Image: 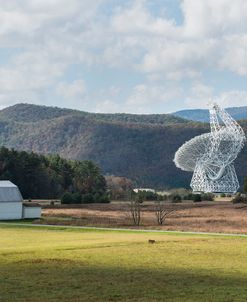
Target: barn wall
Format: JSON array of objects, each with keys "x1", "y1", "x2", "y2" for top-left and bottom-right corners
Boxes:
[
  {"x1": 23, "y1": 206, "x2": 41, "y2": 219},
  {"x1": 0, "y1": 202, "x2": 22, "y2": 220}
]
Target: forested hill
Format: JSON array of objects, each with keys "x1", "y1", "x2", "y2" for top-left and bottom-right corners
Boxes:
[
  {"x1": 0, "y1": 103, "x2": 186, "y2": 125},
  {"x1": 0, "y1": 103, "x2": 246, "y2": 189},
  {"x1": 173, "y1": 106, "x2": 247, "y2": 122}
]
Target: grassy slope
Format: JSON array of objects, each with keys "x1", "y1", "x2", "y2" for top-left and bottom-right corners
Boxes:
[{"x1": 1, "y1": 225, "x2": 247, "y2": 301}]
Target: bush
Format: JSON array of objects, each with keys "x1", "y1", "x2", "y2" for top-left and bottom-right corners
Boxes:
[
  {"x1": 93, "y1": 192, "x2": 110, "y2": 203},
  {"x1": 61, "y1": 192, "x2": 83, "y2": 204},
  {"x1": 157, "y1": 194, "x2": 167, "y2": 201},
  {"x1": 183, "y1": 193, "x2": 194, "y2": 201},
  {"x1": 171, "y1": 194, "x2": 182, "y2": 203},
  {"x1": 145, "y1": 191, "x2": 158, "y2": 201},
  {"x1": 98, "y1": 194, "x2": 110, "y2": 203},
  {"x1": 193, "y1": 194, "x2": 202, "y2": 202},
  {"x1": 81, "y1": 193, "x2": 94, "y2": 203},
  {"x1": 133, "y1": 191, "x2": 156, "y2": 201},
  {"x1": 201, "y1": 193, "x2": 214, "y2": 201},
  {"x1": 61, "y1": 192, "x2": 74, "y2": 204},
  {"x1": 232, "y1": 193, "x2": 247, "y2": 204},
  {"x1": 93, "y1": 192, "x2": 101, "y2": 202},
  {"x1": 73, "y1": 192, "x2": 82, "y2": 204}
]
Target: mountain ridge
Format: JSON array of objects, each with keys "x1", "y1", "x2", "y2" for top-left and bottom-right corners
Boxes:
[
  {"x1": 0, "y1": 103, "x2": 246, "y2": 189},
  {"x1": 173, "y1": 106, "x2": 247, "y2": 122},
  {"x1": 1, "y1": 103, "x2": 188, "y2": 125}
]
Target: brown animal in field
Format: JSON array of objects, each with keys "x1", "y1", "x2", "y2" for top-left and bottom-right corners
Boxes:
[{"x1": 148, "y1": 239, "x2": 156, "y2": 244}]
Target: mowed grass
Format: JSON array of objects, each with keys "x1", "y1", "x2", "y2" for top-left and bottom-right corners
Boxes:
[{"x1": 1, "y1": 226, "x2": 247, "y2": 301}]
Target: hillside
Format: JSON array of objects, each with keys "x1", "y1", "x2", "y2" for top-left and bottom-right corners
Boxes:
[
  {"x1": 1, "y1": 103, "x2": 186, "y2": 125},
  {"x1": 173, "y1": 106, "x2": 247, "y2": 122},
  {"x1": 0, "y1": 103, "x2": 246, "y2": 189}
]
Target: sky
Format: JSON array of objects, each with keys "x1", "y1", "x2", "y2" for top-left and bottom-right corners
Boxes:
[{"x1": 0, "y1": 0, "x2": 247, "y2": 113}]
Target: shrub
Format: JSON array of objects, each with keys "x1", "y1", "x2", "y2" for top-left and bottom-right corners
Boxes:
[
  {"x1": 81, "y1": 193, "x2": 94, "y2": 203},
  {"x1": 73, "y1": 192, "x2": 82, "y2": 204},
  {"x1": 144, "y1": 191, "x2": 158, "y2": 201},
  {"x1": 232, "y1": 193, "x2": 246, "y2": 204},
  {"x1": 171, "y1": 194, "x2": 182, "y2": 203},
  {"x1": 61, "y1": 192, "x2": 74, "y2": 204},
  {"x1": 157, "y1": 194, "x2": 167, "y2": 201},
  {"x1": 183, "y1": 193, "x2": 194, "y2": 201},
  {"x1": 201, "y1": 193, "x2": 214, "y2": 201},
  {"x1": 98, "y1": 194, "x2": 110, "y2": 203},
  {"x1": 183, "y1": 192, "x2": 213, "y2": 202},
  {"x1": 193, "y1": 194, "x2": 202, "y2": 202},
  {"x1": 93, "y1": 192, "x2": 101, "y2": 202}
]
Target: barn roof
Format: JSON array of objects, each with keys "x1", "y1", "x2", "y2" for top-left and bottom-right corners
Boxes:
[{"x1": 0, "y1": 181, "x2": 23, "y2": 202}]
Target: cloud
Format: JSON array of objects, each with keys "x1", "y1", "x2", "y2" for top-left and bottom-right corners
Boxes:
[
  {"x1": 0, "y1": 0, "x2": 246, "y2": 112},
  {"x1": 93, "y1": 83, "x2": 182, "y2": 114},
  {"x1": 140, "y1": 39, "x2": 217, "y2": 76},
  {"x1": 95, "y1": 99, "x2": 120, "y2": 113},
  {"x1": 56, "y1": 80, "x2": 86, "y2": 99},
  {"x1": 182, "y1": 0, "x2": 247, "y2": 37},
  {"x1": 126, "y1": 83, "x2": 181, "y2": 113},
  {"x1": 185, "y1": 82, "x2": 247, "y2": 109},
  {"x1": 111, "y1": 0, "x2": 176, "y2": 36},
  {"x1": 215, "y1": 90, "x2": 247, "y2": 108},
  {"x1": 185, "y1": 82, "x2": 214, "y2": 108},
  {"x1": 219, "y1": 34, "x2": 247, "y2": 75},
  {"x1": 108, "y1": 0, "x2": 247, "y2": 80},
  {"x1": 0, "y1": 0, "x2": 101, "y2": 37}
]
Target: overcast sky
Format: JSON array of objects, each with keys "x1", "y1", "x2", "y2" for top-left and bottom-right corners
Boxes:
[{"x1": 0, "y1": 0, "x2": 247, "y2": 113}]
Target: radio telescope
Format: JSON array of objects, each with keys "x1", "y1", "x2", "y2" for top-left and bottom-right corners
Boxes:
[{"x1": 174, "y1": 103, "x2": 246, "y2": 193}]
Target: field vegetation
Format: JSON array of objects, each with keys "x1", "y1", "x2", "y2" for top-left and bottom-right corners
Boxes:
[
  {"x1": 42, "y1": 201, "x2": 247, "y2": 234},
  {"x1": 1, "y1": 225, "x2": 247, "y2": 301}
]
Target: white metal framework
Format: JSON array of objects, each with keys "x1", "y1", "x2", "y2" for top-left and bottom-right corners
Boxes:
[{"x1": 174, "y1": 103, "x2": 246, "y2": 193}]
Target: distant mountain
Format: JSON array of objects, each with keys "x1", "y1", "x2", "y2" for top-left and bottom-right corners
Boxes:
[
  {"x1": 0, "y1": 103, "x2": 246, "y2": 189},
  {"x1": 0, "y1": 103, "x2": 186, "y2": 125},
  {"x1": 173, "y1": 106, "x2": 247, "y2": 122}
]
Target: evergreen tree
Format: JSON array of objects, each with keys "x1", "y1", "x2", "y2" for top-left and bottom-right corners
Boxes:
[{"x1": 0, "y1": 147, "x2": 107, "y2": 201}]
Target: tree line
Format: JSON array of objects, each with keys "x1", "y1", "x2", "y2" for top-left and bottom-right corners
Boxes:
[{"x1": 0, "y1": 147, "x2": 108, "y2": 201}]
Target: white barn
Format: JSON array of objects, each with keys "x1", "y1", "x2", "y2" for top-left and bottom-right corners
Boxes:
[
  {"x1": 0, "y1": 181, "x2": 41, "y2": 220},
  {"x1": 0, "y1": 181, "x2": 23, "y2": 220}
]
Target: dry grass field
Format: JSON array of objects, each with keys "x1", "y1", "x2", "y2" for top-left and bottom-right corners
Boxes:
[{"x1": 41, "y1": 201, "x2": 247, "y2": 234}]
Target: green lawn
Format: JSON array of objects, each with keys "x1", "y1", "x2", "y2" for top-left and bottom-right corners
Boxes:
[{"x1": 1, "y1": 225, "x2": 247, "y2": 301}]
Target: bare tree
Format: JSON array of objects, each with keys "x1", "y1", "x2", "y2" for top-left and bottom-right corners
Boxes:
[
  {"x1": 105, "y1": 175, "x2": 133, "y2": 200},
  {"x1": 155, "y1": 201, "x2": 176, "y2": 225},
  {"x1": 129, "y1": 192, "x2": 144, "y2": 226}
]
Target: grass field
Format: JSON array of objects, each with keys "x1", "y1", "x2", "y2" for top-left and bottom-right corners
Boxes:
[
  {"x1": 1, "y1": 225, "x2": 247, "y2": 301},
  {"x1": 42, "y1": 201, "x2": 247, "y2": 234}
]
